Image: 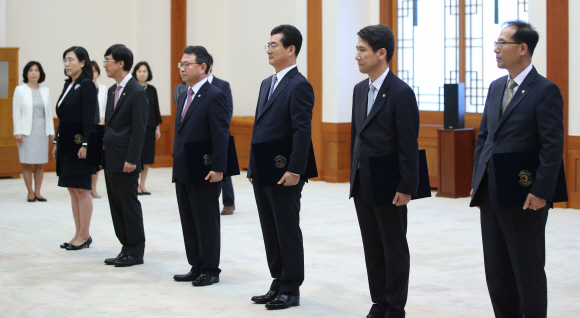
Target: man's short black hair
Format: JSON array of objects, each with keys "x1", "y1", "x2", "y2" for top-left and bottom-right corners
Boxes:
[
  {"x1": 132, "y1": 61, "x2": 153, "y2": 82},
  {"x1": 503, "y1": 20, "x2": 539, "y2": 56},
  {"x1": 357, "y1": 24, "x2": 395, "y2": 63},
  {"x1": 183, "y1": 46, "x2": 211, "y2": 75},
  {"x1": 104, "y1": 44, "x2": 134, "y2": 71},
  {"x1": 22, "y1": 61, "x2": 46, "y2": 84},
  {"x1": 63, "y1": 46, "x2": 94, "y2": 83},
  {"x1": 208, "y1": 54, "x2": 214, "y2": 72},
  {"x1": 271, "y1": 24, "x2": 303, "y2": 57}
]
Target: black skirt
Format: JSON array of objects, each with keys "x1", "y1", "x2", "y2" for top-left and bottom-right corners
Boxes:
[
  {"x1": 142, "y1": 127, "x2": 156, "y2": 164},
  {"x1": 58, "y1": 174, "x2": 92, "y2": 190}
]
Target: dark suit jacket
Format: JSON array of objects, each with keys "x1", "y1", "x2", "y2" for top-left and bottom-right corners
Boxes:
[
  {"x1": 145, "y1": 84, "x2": 162, "y2": 128},
  {"x1": 471, "y1": 66, "x2": 564, "y2": 207},
  {"x1": 55, "y1": 77, "x2": 98, "y2": 176},
  {"x1": 103, "y1": 77, "x2": 149, "y2": 173},
  {"x1": 350, "y1": 71, "x2": 420, "y2": 198},
  {"x1": 247, "y1": 67, "x2": 315, "y2": 180},
  {"x1": 172, "y1": 81, "x2": 230, "y2": 184},
  {"x1": 211, "y1": 76, "x2": 233, "y2": 120}
]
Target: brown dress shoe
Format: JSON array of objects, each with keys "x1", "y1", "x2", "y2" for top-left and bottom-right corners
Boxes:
[{"x1": 221, "y1": 205, "x2": 235, "y2": 215}]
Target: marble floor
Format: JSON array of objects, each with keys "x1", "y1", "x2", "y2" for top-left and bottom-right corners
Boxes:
[{"x1": 0, "y1": 168, "x2": 579, "y2": 318}]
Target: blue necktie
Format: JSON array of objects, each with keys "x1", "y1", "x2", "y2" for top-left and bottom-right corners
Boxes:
[
  {"x1": 367, "y1": 84, "x2": 376, "y2": 115},
  {"x1": 268, "y1": 75, "x2": 278, "y2": 100}
]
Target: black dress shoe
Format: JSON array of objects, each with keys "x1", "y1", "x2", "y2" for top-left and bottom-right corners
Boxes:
[
  {"x1": 251, "y1": 290, "x2": 278, "y2": 304},
  {"x1": 265, "y1": 293, "x2": 300, "y2": 310},
  {"x1": 104, "y1": 252, "x2": 126, "y2": 265},
  {"x1": 192, "y1": 274, "x2": 219, "y2": 286},
  {"x1": 35, "y1": 196, "x2": 47, "y2": 202},
  {"x1": 66, "y1": 237, "x2": 92, "y2": 250},
  {"x1": 60, "y1": 242, "x2": 70, "y2": 249},
  {"x1": 173, "y1": 270, "x2": 199, "y2": 282},
  {"x1": 27, "y1": 197, "x2": 36, "y2": 202},
  {"x1": 114, "y1": 255, "x2": 144, "y2": 267}
]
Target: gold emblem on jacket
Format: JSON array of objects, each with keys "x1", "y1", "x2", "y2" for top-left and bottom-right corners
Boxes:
[
  {"x1": 73, "y1": 134, "x2": 83, "y2": 145},
  {"x1": 519, "y1": 170, "x2": 533, "y2": 186},
  {"x1": 274, "y1": 155, "x2": 287, "y2": 169},
  {"x1": 203, "y1": 154, "x2": 213, "y2": 166}
]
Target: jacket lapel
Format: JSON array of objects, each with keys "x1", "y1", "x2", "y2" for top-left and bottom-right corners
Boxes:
[
  {"x1": 360, "y1": 71, "x2": 393, "y2": 132},
  {"x1": 110, "y1": 78, "x2": 134, "y2": 119},
  {"x1": 257, "y1": 67, "x2": 298, "y2": 119},
  {"x1": 58, "y1": 81, "x2": 76, "y2": 108},
  {"x1": 256, "y1": 77, "x2": 271, "y2": 120},
  {"x1": 179, "y1": 81, "x2": 209, "y2": 130},
  {"x1": 496, "y1": 67, "x2": 537, "y2": 131}
]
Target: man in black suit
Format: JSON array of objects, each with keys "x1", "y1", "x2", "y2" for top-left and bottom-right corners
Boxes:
[
  {"x1": 350, "y1": 24, "x2": 419, "y2": 318},
  {"x1": 102, "y1": 44, "x2": 149, "y2": 267},
  {"x1": 171, "y1": 46, "x2": 230, "y2": 287},
  {"x1": 471, "y1": 21, "x2": 564, "y2": 318},
  {"x1": 206, "y1": 55, "x2": 236, "y2": 215},
  {"x1": 248, "y1": 24, "x2": 315, "y2": 310}
]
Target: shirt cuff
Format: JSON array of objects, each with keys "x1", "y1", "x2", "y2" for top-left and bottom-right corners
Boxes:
[{"x1": 289, "y1": 172, "x2": 299, "y2": 176}]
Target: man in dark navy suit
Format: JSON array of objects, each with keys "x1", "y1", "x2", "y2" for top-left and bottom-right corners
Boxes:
[
  {"x1": 206, "y1": 55, "x2": 236, "y2": 215},
  {"x1": 471, "y1": 21, "x2": 564, "y2": 318},
  {"x1": 350, "y1": 24, "x2": 419, "y2": 318},
  {"x1": 102, "y1": 44, "x2": 149, "y2": 267},
  {"x1": 248, "y1": 24, "x2": 315, "y2": 310},
  {"x1": 171, "y1": 46, "x2": 230, "y2": 287}
]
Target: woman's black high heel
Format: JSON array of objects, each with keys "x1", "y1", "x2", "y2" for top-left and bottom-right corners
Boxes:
[
  {"x1": 66, "y1": 237, "x2": 92, "y2": 250},
  {"x1": 60, "y1": 242, "x2": 70, "y2": 248}
]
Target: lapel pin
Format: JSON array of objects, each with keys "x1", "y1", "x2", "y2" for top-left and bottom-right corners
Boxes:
[
  {"x1": 123, "y1": 93, "x2": 125, "y2": 96},
  {"x1": 522, "y1": 90, "x2": 525, "y2": 94},
  {"x1": 198, "y1": 94, "x2": 201, "y2": 97},
  {"x1": 382, "y1": 94, "x2": 386, "y2": 98}
]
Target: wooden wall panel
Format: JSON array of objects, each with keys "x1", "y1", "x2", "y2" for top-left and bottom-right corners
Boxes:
[
  {"x1": 321, "y1": 123, "x2": 350, "y2": 182},
  {"x1": 307, "y1": 0, "x2": 323, "y2": 180},
  {"x1": 229, "y1": 117, "x2": 254, "y2": 170},
  {"x1": 0, "y1": 48, "x2": 21, "y2": 178},
  {"x1": 567, "y1": 136, "x2": 580, "y2": 208}
]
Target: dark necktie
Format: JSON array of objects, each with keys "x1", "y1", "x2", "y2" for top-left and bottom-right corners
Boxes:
[{"x1": 181, "y1": 88, "x2": 194, "y2": 122}]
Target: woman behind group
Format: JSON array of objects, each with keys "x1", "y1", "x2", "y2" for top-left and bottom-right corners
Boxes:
[
  {"x1": 89, "y1": 60, "x2": 108, "y2": 198},
  {"x1": 132, "y1": 61, "x2": 162, "y2": 195},
  {"x1": 12, "y1": 61, "x2": 55, "y2": 202},
  {"x1": 53, "y1": 46, "x2": 98, "y2": 250}
]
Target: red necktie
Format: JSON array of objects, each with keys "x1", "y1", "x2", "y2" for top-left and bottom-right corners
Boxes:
[{"x1": 181, "y1": 88, "x2": 194, "y2": 122}]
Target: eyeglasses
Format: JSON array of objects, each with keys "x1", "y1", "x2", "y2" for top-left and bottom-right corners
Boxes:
[
  {"x1": 493, "y1": 41, "x2": 522, "y2": 49},
  {"x1": 178, "y1": 62, "x2": 201, "y2": 69},
  {"x1": 264, "y1": 44, "x2": 279, "y2": 51},
  {"x1": 103, "y1": 59, "x2": 116, "y2": 65},
  {"x1": 62, "y1": 58, "x2": 78, "y2": 65}
]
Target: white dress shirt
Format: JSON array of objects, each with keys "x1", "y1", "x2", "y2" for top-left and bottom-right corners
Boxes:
[
  {"x1": 368, "y1": 67, "x2": 390, "y2": 103},
  {"x1": 503, "y1": 63, "x2": 533, "y2": 102},
  {"x1": 271, "y1": 64, "x2": 297, "y2": 92},
  {"x1": 181, "y1": 78, "x2": 208, "y2": 118}
]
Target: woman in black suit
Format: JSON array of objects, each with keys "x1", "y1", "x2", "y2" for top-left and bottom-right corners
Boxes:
[
  {"x1": 132, "y1": 61, "x2": 162, "y2": 195},
  {"x1": 52, "y1": 46, "x2": 98, "y2": 250}
]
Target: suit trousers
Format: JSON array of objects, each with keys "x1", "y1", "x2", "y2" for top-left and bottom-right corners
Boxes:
[
  {"x1": 104, "y1": 169, "x2": 145, "y2": 257},
  {"x1": 479, "y1": 173, "x2": 548, "y2": 318},
  {"x1": 220, "y1": 176, "x2": 235, "y2": 206},
  {"x1": 175, "y1": 180, "x2": 221, "y2": 276},
  {"x1": 253, "y1": 180, "x2": 305, "y2": 296},
  {"x1": 353, "y1": 171, "x2": 409, "y2": 318}
]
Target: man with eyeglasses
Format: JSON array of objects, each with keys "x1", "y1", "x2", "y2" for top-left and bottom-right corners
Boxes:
[
  {"x1": 171, "y1": 46, "x2": 230, "y2": 287},
  {"x1": 101, "y1": 44, "x2": 149, "y2": 267},
  {"x1": 470, "y1": 21, "x2": 564, "y2": 317},
  {"x1": 248, "y1": 24, "x2": 315, "y2": 310}
]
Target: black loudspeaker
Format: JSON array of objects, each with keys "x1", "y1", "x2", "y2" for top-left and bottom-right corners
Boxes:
[{"x1": 444, "y1": 83, "x2": 465, "y2": 129}]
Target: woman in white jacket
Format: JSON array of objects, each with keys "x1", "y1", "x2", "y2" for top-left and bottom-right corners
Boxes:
[{"x1": 12, "y1": 61, "x2": 55, "y2": 202}]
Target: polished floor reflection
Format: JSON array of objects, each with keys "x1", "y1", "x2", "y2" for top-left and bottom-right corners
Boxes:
[{"x1": 1, "y1": 168, "x2": 578, "y2": 317}]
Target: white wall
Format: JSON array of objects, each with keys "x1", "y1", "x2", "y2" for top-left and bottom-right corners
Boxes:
[
  {"x1": 528, "y1": 0, "x2": 547, "y2": 78},
  {"x1": 187, "y1": 0, "x2": 308, "y2": 117},
  {"x1": 322, "y1": 0, "x2": 380, "y2": 123},
  {"x1": 569, "y1": 0, "x2": 580, "y2": 136},
  {"x1": 0, "y1": 0, "x2": 6, "y2": 47},
  {"x1": 5, "y1": 0, "x2": 171, "y2": 116}
]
